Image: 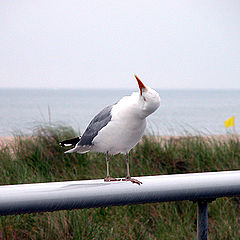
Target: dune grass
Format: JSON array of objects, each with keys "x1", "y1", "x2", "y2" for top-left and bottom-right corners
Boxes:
[{"x1": 0, "y1": 124, "x2": 239, "y2": 239}]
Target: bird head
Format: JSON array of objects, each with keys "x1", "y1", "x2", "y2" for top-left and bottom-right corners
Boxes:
[{"x1": 135, "y1": 75, "x2": 160, "y2": 117}]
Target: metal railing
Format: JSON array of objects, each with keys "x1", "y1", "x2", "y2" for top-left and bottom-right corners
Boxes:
[{"x1": 0, "y1": 170, "x2": 240, "y2": 240}]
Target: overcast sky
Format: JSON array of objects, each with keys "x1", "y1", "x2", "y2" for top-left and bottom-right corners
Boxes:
[{"x1": 0, "y1": 1, "x2": 239, "y2": 89}]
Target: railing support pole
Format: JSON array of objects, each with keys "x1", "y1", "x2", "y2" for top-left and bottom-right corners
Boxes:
[{"x1": 197, "y1": 200, "x2": 208, "y2": 240}]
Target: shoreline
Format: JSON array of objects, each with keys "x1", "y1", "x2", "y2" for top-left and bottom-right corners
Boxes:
[{"x1": 1, "y1": 134, "x2": 239, "y2": 148}]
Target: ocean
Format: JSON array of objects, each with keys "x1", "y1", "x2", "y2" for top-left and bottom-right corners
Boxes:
[{"x1": 0, "y1": 89, "x2": 239, "y2": 136}]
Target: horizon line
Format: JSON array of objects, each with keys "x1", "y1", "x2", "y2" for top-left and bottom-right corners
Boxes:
[
  {"x1": 0, "y1": 87, "x2": 240, "y2": 91},
  {"x1": 0, "y1": 87, "x2": 240, "y2": 90}
]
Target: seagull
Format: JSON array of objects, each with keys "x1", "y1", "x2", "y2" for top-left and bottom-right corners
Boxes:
[{"x1": 60, "y1": 75, "x2": 160, "y2": 185}]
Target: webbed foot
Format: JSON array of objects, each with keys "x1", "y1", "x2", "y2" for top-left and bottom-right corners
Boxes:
[
  {"x1": 122, "y1": 177, "x2": 142, "y2": 185},
  {"x1": 104, "y1": 176, "x2": 121, "y2": 182}
]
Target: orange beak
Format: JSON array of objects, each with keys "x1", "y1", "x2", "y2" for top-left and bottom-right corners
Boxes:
[{"x1": 135, "y1": 75, "x2": 146, "y2": 95}]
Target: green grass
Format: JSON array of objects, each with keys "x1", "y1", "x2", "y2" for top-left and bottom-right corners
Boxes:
[{"x1": 0, "y1": 124, "x2": 239, "y2": 239}]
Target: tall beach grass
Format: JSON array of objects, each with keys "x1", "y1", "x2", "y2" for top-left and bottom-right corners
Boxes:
[{"x1": 0, "y1": 124, "x2": 239, "y2": 239}]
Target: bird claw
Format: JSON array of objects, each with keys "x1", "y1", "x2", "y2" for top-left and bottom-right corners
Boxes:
[
  {"x1": 104, "y1": 176, "x2": 121, "y2": 182},
  {"x1": 122, "y1": 177, "x2": 142, "y2": 185}
]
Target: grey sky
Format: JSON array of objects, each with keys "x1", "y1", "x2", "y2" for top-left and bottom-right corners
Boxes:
[{"x1": 0, "y1": 1, "x2": 239, "y2": 89}]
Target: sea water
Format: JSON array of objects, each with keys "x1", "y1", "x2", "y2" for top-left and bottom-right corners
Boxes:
[{"x1": 0, "y1": 89, "x2": 239, "y2": 136}]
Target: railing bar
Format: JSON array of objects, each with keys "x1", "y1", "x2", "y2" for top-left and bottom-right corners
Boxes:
[{"x1": 0, "y1": 170, "x2": 239, "y2": 216}]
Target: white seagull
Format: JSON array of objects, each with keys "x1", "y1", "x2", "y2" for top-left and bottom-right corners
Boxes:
[{"x1": 60, "y1": 75, "x2": 160, "y2": 184}]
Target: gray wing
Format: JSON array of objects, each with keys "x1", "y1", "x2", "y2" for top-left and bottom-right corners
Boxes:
[{"x1": 77, "y1": 105, "x2": 113, "y2": 146}]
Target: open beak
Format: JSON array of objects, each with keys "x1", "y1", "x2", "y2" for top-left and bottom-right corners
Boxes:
[{"x1": 135, "y1": 75, "x2": 146, "y2": 95}]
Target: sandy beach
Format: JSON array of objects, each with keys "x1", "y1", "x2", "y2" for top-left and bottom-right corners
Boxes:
[
  {"x1": 0, "y1": 134, "x2": 239, "y2": 149},
  {"x1": 0, "y1": 136, "x2": 15, "y2": 148}
]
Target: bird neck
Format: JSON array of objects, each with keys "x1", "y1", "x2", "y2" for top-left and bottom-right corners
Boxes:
[{"x1": 137, "y1": 94, "x2": 160, "y2": 119}]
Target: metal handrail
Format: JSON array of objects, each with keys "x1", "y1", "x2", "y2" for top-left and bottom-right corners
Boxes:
[{"x1": 0, "y1": 170, "x2": 240, "y2": 239}]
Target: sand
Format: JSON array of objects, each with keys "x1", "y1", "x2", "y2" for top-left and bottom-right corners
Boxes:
[
  {"x1": 0, "y1": 136, "x2": 15, "y2": 148},
  {"x1": 0, "y1": 134, "x2": 239, "y2": 150}
]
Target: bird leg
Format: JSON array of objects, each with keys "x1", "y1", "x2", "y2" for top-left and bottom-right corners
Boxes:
[
  {"x1": 122, "y1": 153, "x2": 142, "y2": 185},
  {"x1": 104, "y1": 152, "x2": 120, "y2": 182}
]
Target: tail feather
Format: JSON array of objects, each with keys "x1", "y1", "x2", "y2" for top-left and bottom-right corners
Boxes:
[
  {"x1": 59, "y1": 136, "x2": 80, "y2": 147},
  {"x1": 60, "y1": 136, "x2": 91, "y2": 154},
  {"x1": 64, "y1": 146, "x2": 91, "y2": 154}
]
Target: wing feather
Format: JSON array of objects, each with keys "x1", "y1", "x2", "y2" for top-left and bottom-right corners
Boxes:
[{"x1": 77, "y1": 105, "x2": 113, "y2": 146}]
